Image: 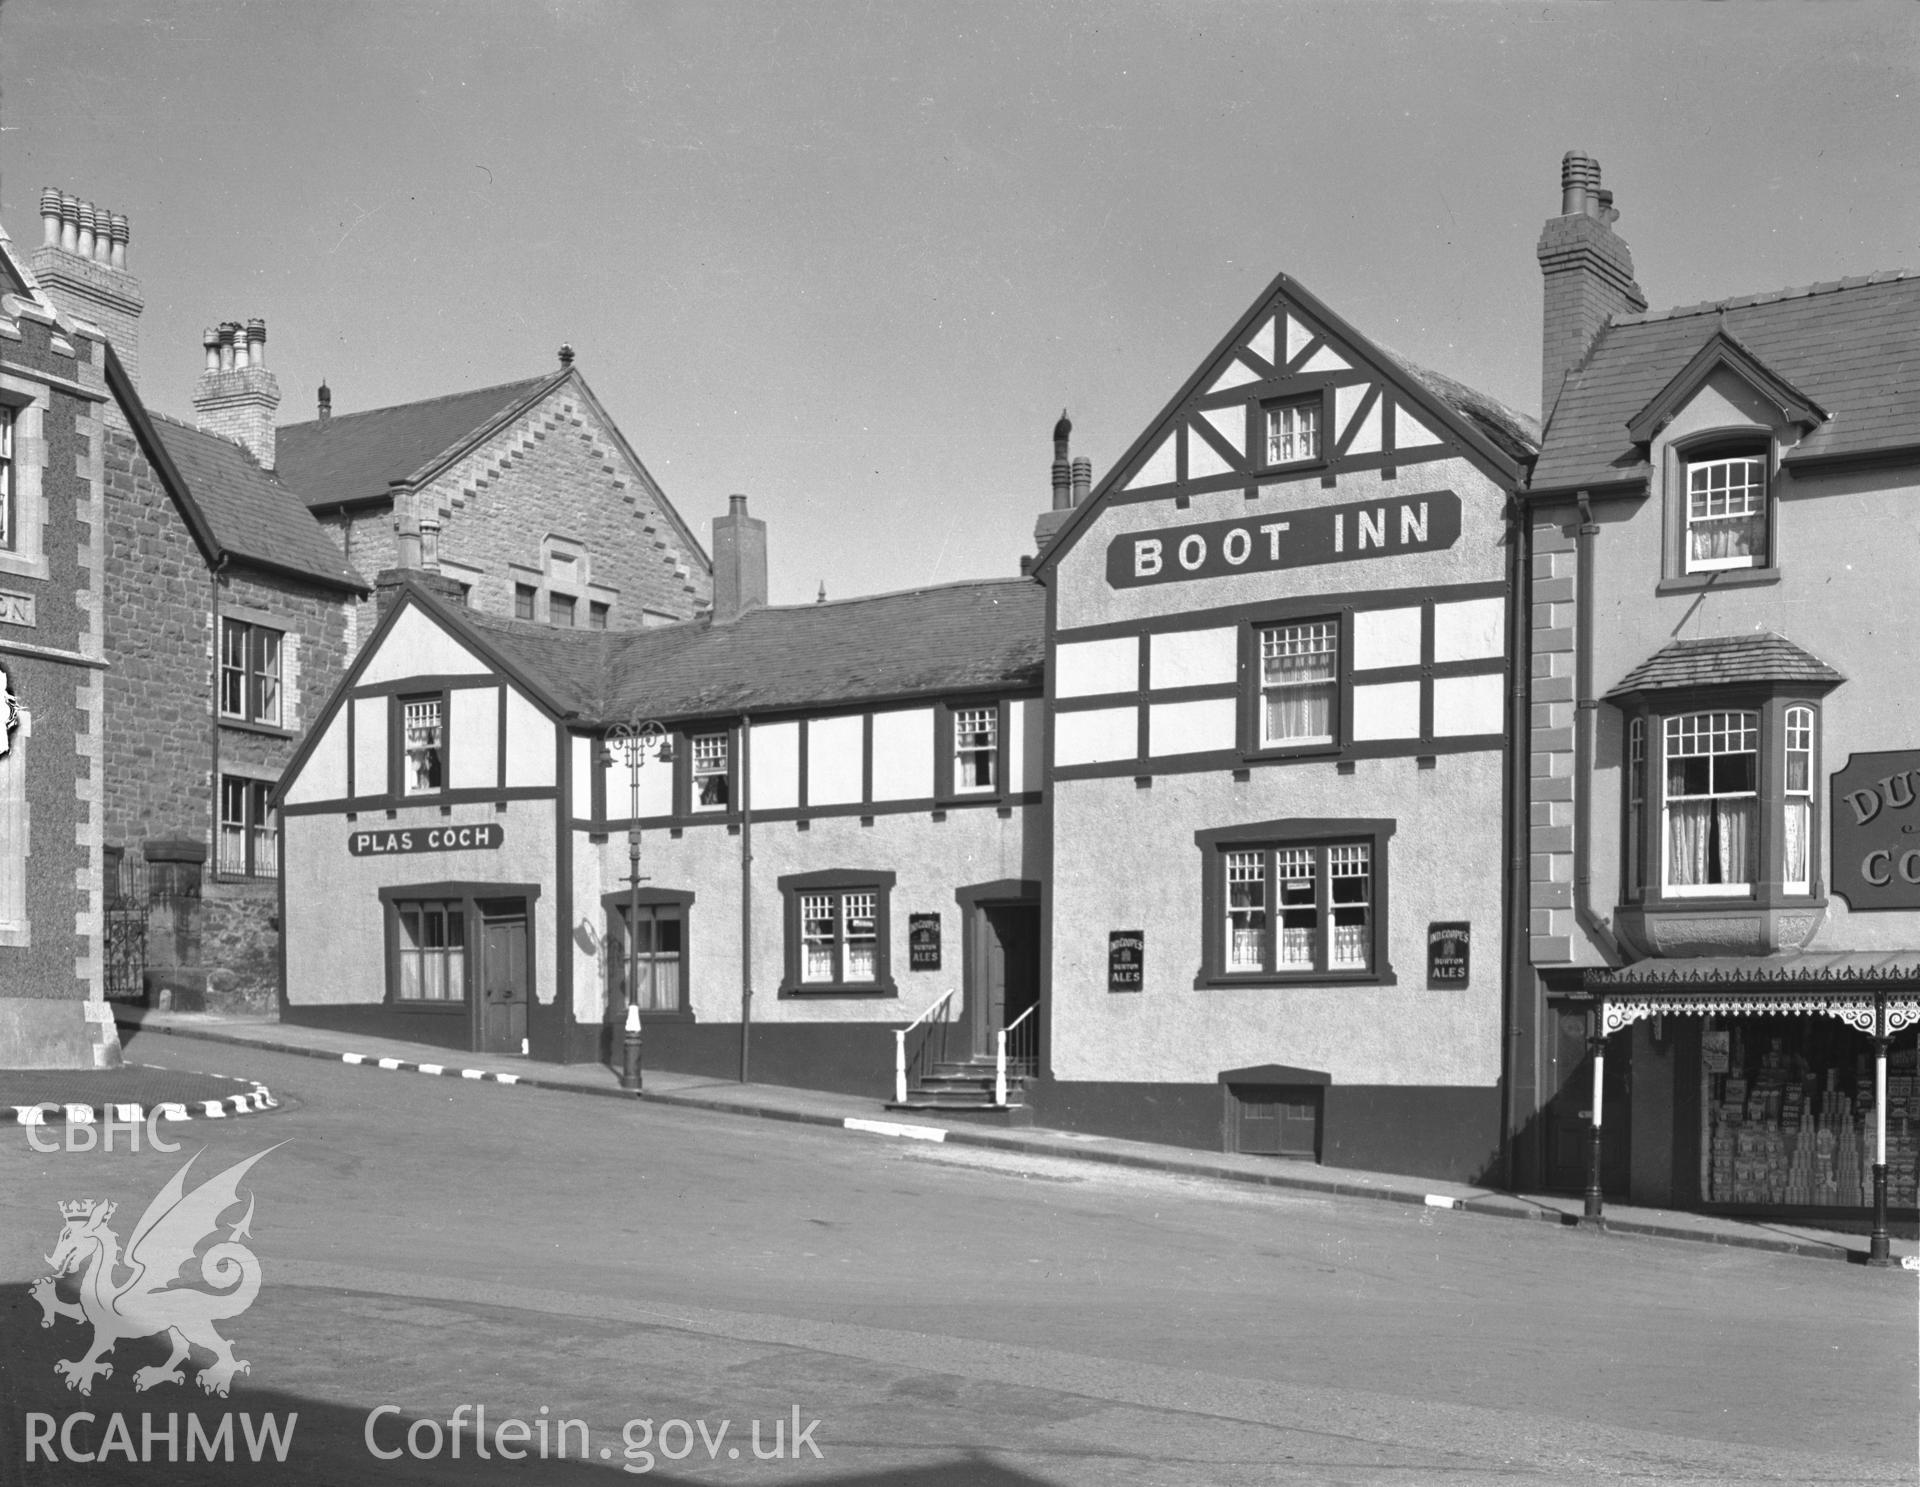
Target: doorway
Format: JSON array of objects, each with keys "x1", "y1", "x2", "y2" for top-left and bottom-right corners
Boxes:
[
  {"x1": 478, "y1": 905, "x2": 530, "y2": 1055},
  {"x1": 1542, "y1": 996, "x2": 1630, "y2": 1194},
  {"x1": 970, "y1": 902, "x2": 1039, "y2": 1062}
]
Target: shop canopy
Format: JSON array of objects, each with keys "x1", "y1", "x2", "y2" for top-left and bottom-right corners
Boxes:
[{"x1": 1583, "y1": 953, "x2": 1920, "y2": 1040}]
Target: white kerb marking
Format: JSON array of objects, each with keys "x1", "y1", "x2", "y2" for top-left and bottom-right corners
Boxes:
[
  {"x1": 460, "y1": 1069, "x2": 484, "y2": 1080},
  {"x1": 418, "y1": 1063, "x2": 444, "y2": 1075},
  {"x1": 1423, "y1": 1194, "x2": 1460, "y2": 1210},
  {"x1": 342, "y1": 1053, "x2": 365, "y2": 1065},
  {"x1": 494, "y1": 1073, "x2": 519, "y2": 1085},
  {"x1": 845, "y1": 1117, "x2": 947, "y2": 1143},
  {"x1": 157, "y1": 1103, "x2": 189, "y2": 1121},
  {"x1": 377, "y1": 1058, "x2": 403, "y2": 1070}
]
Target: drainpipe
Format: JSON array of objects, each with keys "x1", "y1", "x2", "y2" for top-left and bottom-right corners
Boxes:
[
  {"x1": 1500, "y1": 493, "x2": 1531, "y2": 1191},
  {"x1": 1572, "y1": 493, "x2": 1621, "y2": 963},
  {"x1": 209, "y1": 555, "x2": 230, "y2": 867},
  {"x1": 739, "y1": 713, "x2": 753, "y2": 1084}
]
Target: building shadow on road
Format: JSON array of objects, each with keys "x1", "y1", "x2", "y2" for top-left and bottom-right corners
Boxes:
[{"x1": 3, "y1": 1273, "x2": 1058, "y2": 1484}]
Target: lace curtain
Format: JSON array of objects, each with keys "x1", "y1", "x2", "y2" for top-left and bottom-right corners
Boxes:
[{"x1": 1667, "y1": 798, "x2": 1755, "y2": 888}]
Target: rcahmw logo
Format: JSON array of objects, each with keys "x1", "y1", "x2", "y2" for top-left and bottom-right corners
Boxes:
[{"x1": 22, "y1": 1147, "x2": 297, "y2": 1466}]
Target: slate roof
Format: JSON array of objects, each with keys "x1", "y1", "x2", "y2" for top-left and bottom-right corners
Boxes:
[
  {"x1": 149, "y1": 415, "x2": 366, "y2": 591},
  {"x1": 1381, "y1": 352, "x2": 1542, "y2": 467},
  {"x1": 1604, "y1": 632, "x2": 1845, "y2": 700},
  {"x1": 276, "y1": 374, "x2": 559, "y2": 511},
  {"x1": 1534, "y1": 270, "x2": 1920, "y2": 491},
  {"x1": 430, "y1": 576, "x2": 1047, "y2": 724}
]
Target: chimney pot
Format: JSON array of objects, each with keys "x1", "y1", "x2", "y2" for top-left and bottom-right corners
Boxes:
[
  {"x1": 203, "y1": 328, "x2": 221, "y2": 373},
  {"x1": 39, "y1": 187, "x2": 60, "y2": 247},
  {"x1": 58, "y1": 193, "x2": 79, "y2": 253},
  {"x1": 75, "y1": 201, "x2": 96, "y2": 261},
  {"x1": 318, "y1": 381, "x2": 332, "y2": 424},
  {"x1": 218, "y1": 322, "x2": 237, "y2": 372},
  {"x1": 246, "y1": 318, "x2": 267, "y2": 370},
  {"x1": 1071, "y1": 454, "x2": 1092, "y2": 507},
  {"x1": 558, "y1": 343, "x2": 575, "y2": 368}
]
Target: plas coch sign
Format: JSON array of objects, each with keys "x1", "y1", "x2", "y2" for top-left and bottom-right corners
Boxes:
[{"x1": 1831, "y1": 751, "x2": 1920, "y2": 910}]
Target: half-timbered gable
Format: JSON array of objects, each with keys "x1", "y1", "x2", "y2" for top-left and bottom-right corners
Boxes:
[{"x1": 1031, "y1": 270, "x2": 1536, "y2": 1181}]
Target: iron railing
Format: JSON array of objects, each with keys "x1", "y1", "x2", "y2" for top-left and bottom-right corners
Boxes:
[{"x1": 894, "y1": 989, "x2": 955, "y2": 1104}]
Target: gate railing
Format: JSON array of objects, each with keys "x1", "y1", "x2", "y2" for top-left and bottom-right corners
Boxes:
[
  {"x1": 995, "y1": 1004, "x2": 1037, "y2": 1107},
  {"x1": 894, "y1": 989, "x2": 955, "y2": 1104},
  {"x1": 102, "y1": 851, "x2": 148, "y2": 1001}
]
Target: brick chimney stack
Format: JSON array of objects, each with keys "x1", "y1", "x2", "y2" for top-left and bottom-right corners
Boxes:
[
  {"x1": 710, "y1": 494, "x2": 768, "y2": 624},
  {"x1": 30, "y1": 186, "x2": 144, "y2": 429},
  {"x1": 192, "y1": 317, "x2": 281, "y2": 470},
  {"x1": 1537, "y1": 151, "x2": 1647, "y2": 426},
  {"x1": 1033, "y1": 410, "x2": 1085, "y2": 559}
]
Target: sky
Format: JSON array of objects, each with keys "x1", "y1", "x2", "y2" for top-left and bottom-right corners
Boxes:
[{"x1": 2, "y1": 1, "x2": 1917, "y2": 605}]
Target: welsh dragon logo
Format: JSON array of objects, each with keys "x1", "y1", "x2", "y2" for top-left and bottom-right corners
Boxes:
[{"x1": 30, "y1": 1146, "x2": 280, "y2": 1398}]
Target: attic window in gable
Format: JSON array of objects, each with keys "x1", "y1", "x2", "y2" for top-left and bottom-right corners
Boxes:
[{"x1": 1259, "y1": 399, "x2": 1320, "y2": 468}]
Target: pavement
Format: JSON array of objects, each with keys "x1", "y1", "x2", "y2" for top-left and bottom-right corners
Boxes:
[{"x1": 110, "y1": 1005, "x2": 1918, "y2": 1268}]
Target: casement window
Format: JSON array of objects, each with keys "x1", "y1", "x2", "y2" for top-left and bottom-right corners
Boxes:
[
  {"x1": 1265, "y1": 398, "x2": 1321, "y2": 467},
  {"x1": 1258, "y1": 620, "x2": 1338, "y2": 748},
  {"x1": 220, "y1": 619, "x2": 283, "y2": 726},
  {"x1": 1683, "y1": 451, "x2": 1768, "y2": 573},
  {"x1": 1196, "y1": 820, "x2": 1394, "y2": 986},
  {"x1": 401, "y1": 696, "x2": 446, "y2": 795},
  {"x1": 218, "y1": 776, "x2": 278, "y2": 879},
  {"x1": 953, "y1": 706, "x2": 998, "y2": 792},
  {"x1": 1663, "y1": 711, "x2": 1758, "y2": 895},
  {"x1": 690, "y1": 732, "x2": 730, "y2": 811},
  {"x1": 605, "y1": 893, "x2": 691, "y2": 1014},
  {"x1": 589, "y1": 601, "x2": 610, "y2": 630},
  {"x1": 778, "y1": 869, "x2": 896, "y2": 995},
  {"x1": 514, "y1": 584, "x2": 536, "y2": 620},
  {"x1": 549, "y1": 593, "x2": 577, "y2": 628},
  {"x1": 0, "y1": 406, "x2": 13, "y2": 552},
  {"x1": 395, "y1": 900, "x2": 466, "y2": 1001}
]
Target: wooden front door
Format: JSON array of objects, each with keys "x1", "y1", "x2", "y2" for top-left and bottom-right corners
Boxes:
[
  {"x1": 479, "y1": 912, "x2": 529, "y2": 1054},
  {"x1": 971, "y1": 903, "x2": 1039, "y2": 1057},
  {"x1": 1542, "y1": 998, "x2": 1629, "y2": 1193}
]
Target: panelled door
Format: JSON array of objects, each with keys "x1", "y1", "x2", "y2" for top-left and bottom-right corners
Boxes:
[
  {"x1": 479, "y1": 910, "x2": 529, "y2": 1054},
  {"x1": 1542, "y1": 997, "x2": 1630, "y2": 1194},
  {"x1": 971, "y1": 903, "x2": 1039, "y2": 1061}
]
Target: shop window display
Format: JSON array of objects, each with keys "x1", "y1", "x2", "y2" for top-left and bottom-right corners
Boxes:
[{"x1": 1703, "y1": 1017, "x2": 1914, "y2": 1211}]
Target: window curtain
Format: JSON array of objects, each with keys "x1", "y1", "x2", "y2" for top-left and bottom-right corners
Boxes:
[
  {"x1": 1783, "y1": 799, "x2": 1810, "y2": 887},
  {"x1": 1689, "y1": 514, "x2": 1762, "y2": 565},
  {"x1": 1668, "y1": 799, "x2": 1755, "y2": 887}
]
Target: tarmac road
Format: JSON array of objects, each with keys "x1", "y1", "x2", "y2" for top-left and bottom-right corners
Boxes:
[{"x1": 0, "y1": 1036, "x2": 1914, "y2": 1485}]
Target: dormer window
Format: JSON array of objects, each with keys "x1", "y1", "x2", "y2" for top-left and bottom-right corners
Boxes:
[{"x1": 1684, "y1": 451, "x2": 1767, "y2": 572}]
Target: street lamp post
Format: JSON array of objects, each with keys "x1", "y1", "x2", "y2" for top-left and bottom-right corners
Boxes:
[{"x1": 602, "y1": 720, "x2": 669, "y2": 1093}]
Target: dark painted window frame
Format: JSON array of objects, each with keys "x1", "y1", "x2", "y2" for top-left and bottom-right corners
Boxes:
[
  {"x1": 777, "y1": 867, "x2": 899, "y2": 998},
  {"x1": 1663, "y1": 429, "x2": 1778, "y2": 584},
  {"x1": 601, "y1": 886, "x2": 696, "y2": 1021},
  {"x1": 1254, "y1": 387, "x2": 1333, "y2": 475},
  {"x1": 1238, "y1": 610, "x2": 1348, "y2": 763},
  {"x1": 376, "y1": 880, "x2": 543, "y2": 1018},
  {"x1": 1193, "y1": 817, "x2": 1397, "y2": 989}
]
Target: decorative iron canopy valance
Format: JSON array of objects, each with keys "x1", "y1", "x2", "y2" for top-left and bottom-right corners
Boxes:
[{"x1": 1583, "y1": 952, "x2": 1920, "y2": 1038}]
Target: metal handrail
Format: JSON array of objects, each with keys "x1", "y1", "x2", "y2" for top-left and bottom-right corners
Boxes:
[
  {"x1": 895, "y1": 990, "x2": 955, "y2": 1104},
  {"x1": 995, "y1": 1004, "x2": 1039, "y2": 1107}
]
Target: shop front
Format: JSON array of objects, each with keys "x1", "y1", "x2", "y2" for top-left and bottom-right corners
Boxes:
[{"x1": 1581, "y1": 956, "x2": 1920, "y2": 1262}]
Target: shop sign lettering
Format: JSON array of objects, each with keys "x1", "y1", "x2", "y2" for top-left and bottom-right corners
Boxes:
[
  {"x1": 1831, "y1": 751, "x2": 1920, "y2": 910},
  {"x1": 1108, "y1": 930, "x2": 1144, "y2": 993},
  {"x1": 1426, "y1": 921, "x2": 1469, "y2": 988},
  {"x1": 347, "y1": 822, "x2": 505, "y2": 857},
  {"x1": 1105, "y1": 490, "x2": 1460, "y2": 589},
  {"x1": 0, "y1": 588, "x2": 33, "y2": 627}
]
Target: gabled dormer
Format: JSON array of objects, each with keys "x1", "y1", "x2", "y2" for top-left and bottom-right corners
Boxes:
[{"x1": 1630, "y1": 329, "x2": 1830, "y2": 593}]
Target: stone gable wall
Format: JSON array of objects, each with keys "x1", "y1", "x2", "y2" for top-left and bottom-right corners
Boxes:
[{"x1": 322, "y1": 386, "x2": 711, "y2": 643}]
